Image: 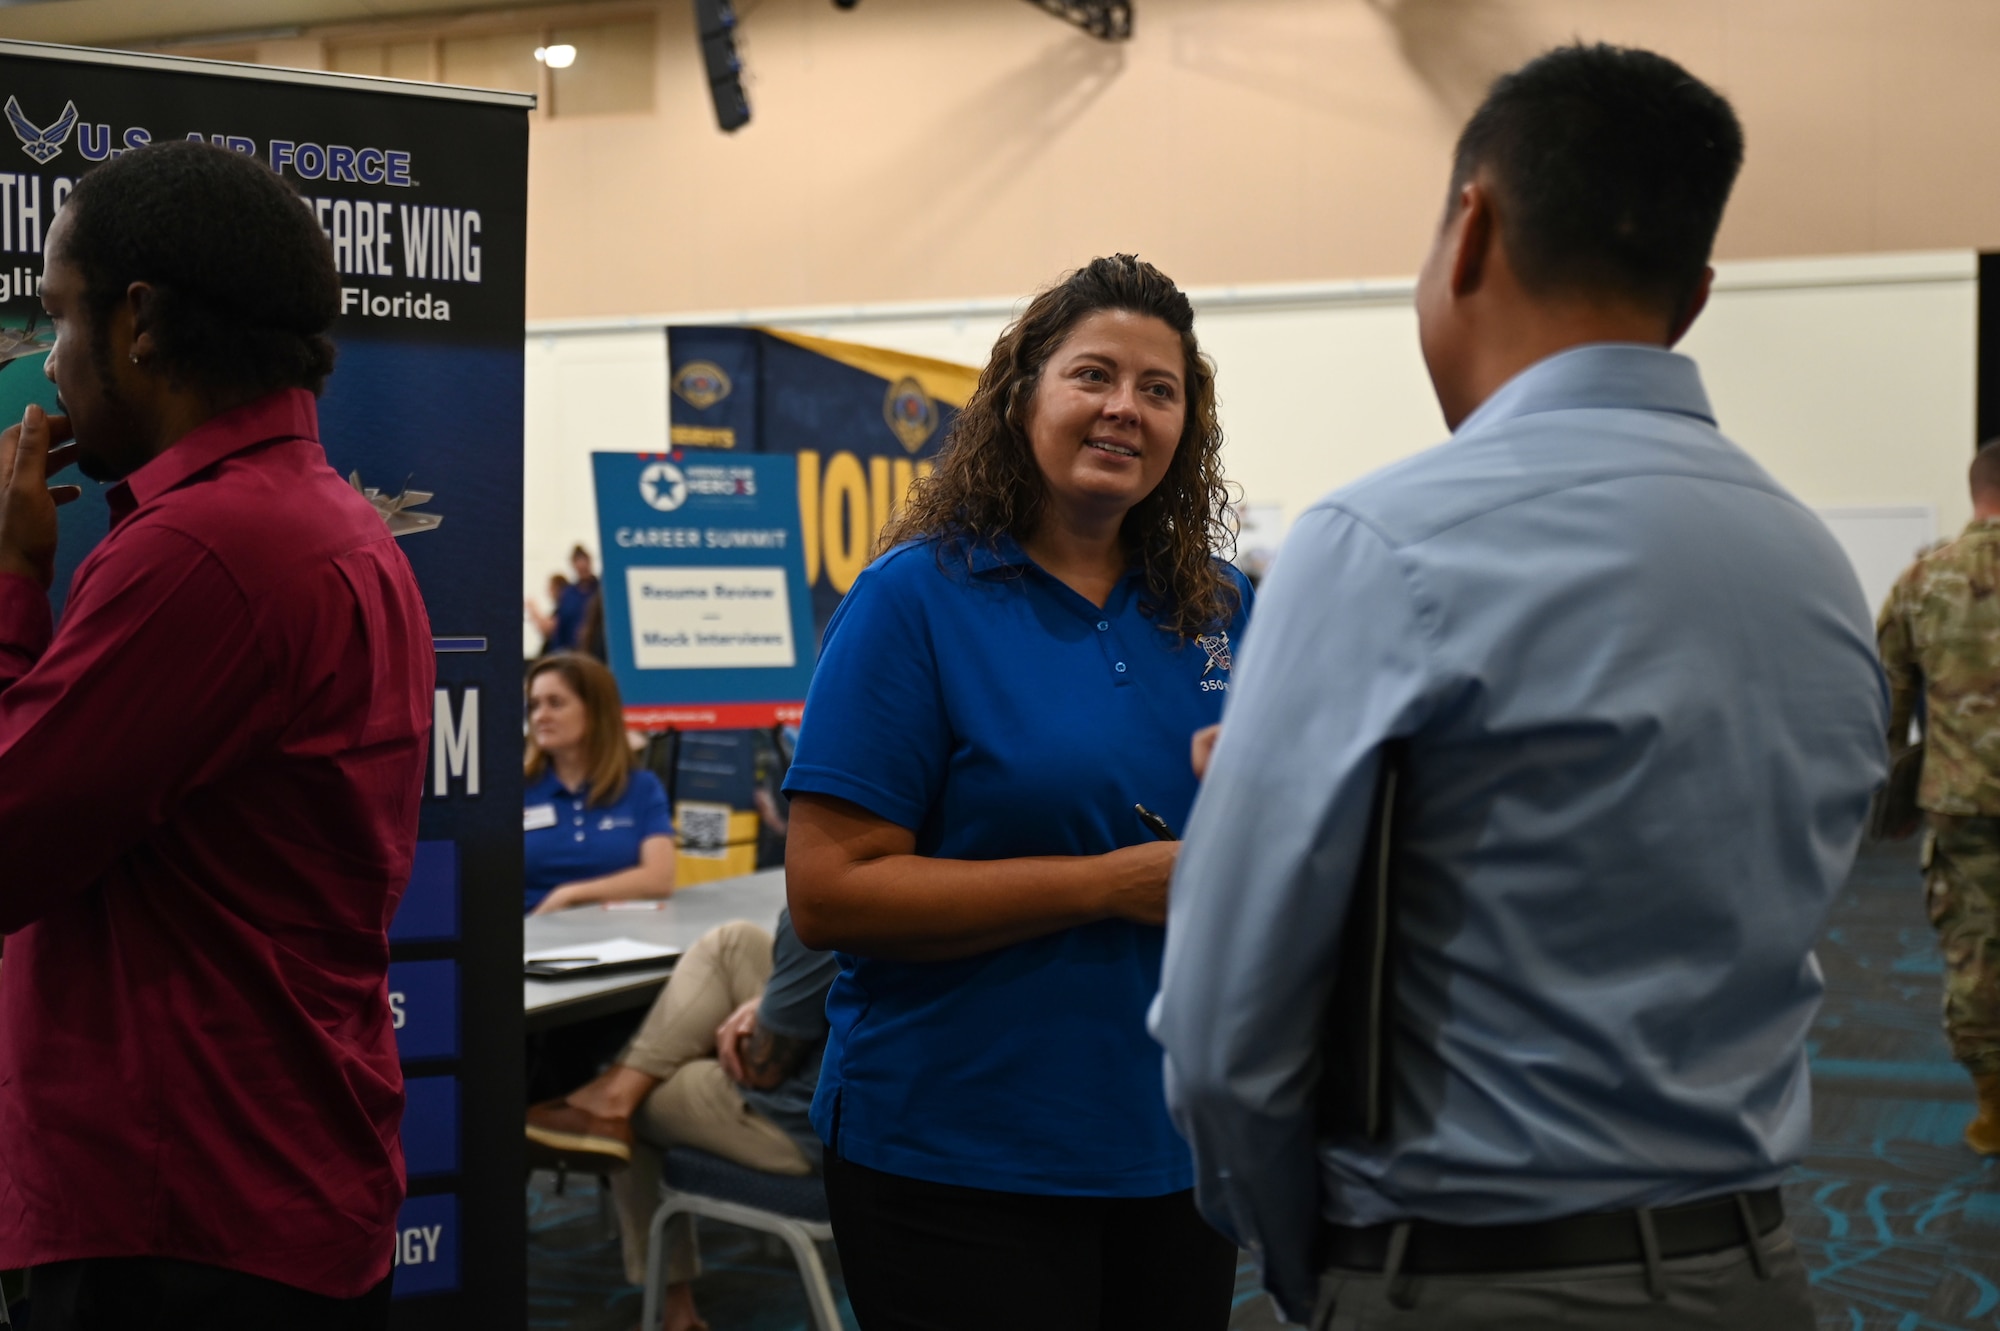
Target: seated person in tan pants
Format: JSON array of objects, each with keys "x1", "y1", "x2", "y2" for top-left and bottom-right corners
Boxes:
[{"x1": 527, "y1": 910, "x2": 836, "y2": 1331}]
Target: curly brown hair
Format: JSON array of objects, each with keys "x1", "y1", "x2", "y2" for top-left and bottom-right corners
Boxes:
[{"x1": 878, "y1": 254, "x2": 1239, "y2": 637}]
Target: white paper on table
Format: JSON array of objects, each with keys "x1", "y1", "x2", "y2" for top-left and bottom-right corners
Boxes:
[{"x1": 523, "y1": 936, "x2": 680, "y2": 969}]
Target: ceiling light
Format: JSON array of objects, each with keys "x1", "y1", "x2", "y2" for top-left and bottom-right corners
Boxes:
[{"x1": 533, "y1": 44, "x2": 577, "y2": 69}]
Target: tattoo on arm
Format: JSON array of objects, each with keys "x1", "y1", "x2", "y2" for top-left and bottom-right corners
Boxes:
[{"x1": 738, "y1": 1023, "x2": 810, "y2": 1090}]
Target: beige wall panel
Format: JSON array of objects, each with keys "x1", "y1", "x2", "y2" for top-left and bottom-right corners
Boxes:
[
  {"x1": 510, "y1": 0, "x2": 2000, "y2": 321},
  {"x1": 442, "y1": 29, "x2": 543, "y2": 94},
  {"x1": 552, "y1": 19, "x2": 656, "y2": 116}
]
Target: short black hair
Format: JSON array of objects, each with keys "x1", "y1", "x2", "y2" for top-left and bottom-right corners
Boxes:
[
  {"x1": 58, "y1": 139, "x2": 339, "y2": 397},
  {"x1": 1970, "y1": 439, "x2": 2000, "y2": 497},
  {"x1": 1452, "y1": 43, "x2": 1744, "y2": 320}
]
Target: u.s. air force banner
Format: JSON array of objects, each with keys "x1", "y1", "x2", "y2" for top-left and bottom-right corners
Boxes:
[
  {"x1": 0, "y1": 41, "x2": 529, "y2": 1328},
  {"x1": 666, "y1": 326, "x2": 977, "y2": 639},
  {"x1": 592, "y1": 450, "x2": 815, "y2": 730}
]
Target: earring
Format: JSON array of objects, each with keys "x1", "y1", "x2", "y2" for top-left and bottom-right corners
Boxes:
[{"x1": 129, "y1": 353, "x2": 137, "y2": 364}]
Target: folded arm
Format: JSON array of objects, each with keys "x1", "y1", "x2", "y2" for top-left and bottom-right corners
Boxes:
[
  {"x1": 531, "y1": 833, "x2": 678, "y2": 914},
  {"x1": 785, "y1": 792, "x2": 1174, "y2": 960}
]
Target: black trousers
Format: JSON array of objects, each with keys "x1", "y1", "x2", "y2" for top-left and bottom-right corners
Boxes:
[
  {"x1": 824, "y1": 1153, "x2": 1237, "y2": 1331},
  {"x1": 26, "y1": 1257, "x2": 392, "y2": 1331}
]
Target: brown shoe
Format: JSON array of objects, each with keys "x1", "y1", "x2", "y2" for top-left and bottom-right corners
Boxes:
[
  {"x1": 1967, "y1": 1074, "x2": 2000, "y2": 1155},
  {"x1": 526, "y1": 1098, "x2": 633, "y2": 1171}
]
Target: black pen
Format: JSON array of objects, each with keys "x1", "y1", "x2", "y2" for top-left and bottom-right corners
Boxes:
[{"x1": 1134, "y1": 803, "x2": 1177, "y2": 842}]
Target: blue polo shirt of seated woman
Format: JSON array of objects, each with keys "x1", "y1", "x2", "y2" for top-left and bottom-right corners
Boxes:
[
  {"x1": 522, "y1": 767, "x2": 673, "y2": 913},
  {"x1": 783, "y1": 535, "x2": 1252, "y2": 1196}
]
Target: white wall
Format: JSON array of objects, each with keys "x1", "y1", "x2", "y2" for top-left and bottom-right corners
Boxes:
[
  {"x1": 1818, "y1": 505, "x2": 1940, "y2": 617},
  {"x1": 521, "y1": 327, "x2": 666, "y2": 655},
  {"x1": 523, "y1": 250, "x2": 1977, "y2": 635},
  {"x1": 1684, "y1": 252, "x2": 1977, "y2": 531}
]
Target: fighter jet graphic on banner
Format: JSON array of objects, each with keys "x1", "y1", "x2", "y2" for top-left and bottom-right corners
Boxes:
[
  {"x1": 0, "y1": 319, "x2": 53, "y2": 368},
  {"x1": 349, "y1": 472, "x2": 442, "y2": 537}
]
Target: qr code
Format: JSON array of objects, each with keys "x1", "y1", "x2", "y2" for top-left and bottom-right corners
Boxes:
[{"x1": 677, "y1": 802, "x2": 731, "y2": 860}]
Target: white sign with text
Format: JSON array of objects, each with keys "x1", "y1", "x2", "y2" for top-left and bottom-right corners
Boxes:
[{"x1": 626, "y1": 566, "x2": 797, "y2": 670}]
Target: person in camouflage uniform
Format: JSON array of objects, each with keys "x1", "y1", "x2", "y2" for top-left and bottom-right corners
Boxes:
[{"x1": 1878, "y1": 439, "x2": 2000, "y2": 1154}]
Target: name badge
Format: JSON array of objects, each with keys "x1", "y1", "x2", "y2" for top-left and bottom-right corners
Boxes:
[{"x1": 523, "y1": 804, "x2": 557, "y2": 831}]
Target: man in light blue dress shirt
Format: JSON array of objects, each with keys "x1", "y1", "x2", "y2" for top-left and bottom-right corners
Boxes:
[{"x1": 1154, "y1": 45, "x2": 1889, "y2": 1329}]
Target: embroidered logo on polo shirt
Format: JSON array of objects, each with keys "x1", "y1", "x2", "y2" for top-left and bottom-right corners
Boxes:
[{"x1": 1196, "y1": 631, "x2": 1232, "y2": 677}]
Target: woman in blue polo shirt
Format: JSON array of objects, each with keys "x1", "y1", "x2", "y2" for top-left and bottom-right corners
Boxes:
[
  {"x1": 523, "y1": 653, "x2": 675, "y2": 914},
  {"x1": 784, "y1": 255, "x2": 1250, "y2": 1330}
]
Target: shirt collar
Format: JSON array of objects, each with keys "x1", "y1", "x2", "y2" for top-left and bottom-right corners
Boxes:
[
  {"x1": 964, "y1": 531, "x2": 1035, "y2": 574},
  {"x1": 107, "y1": 388, "x2": 320, "y2": 522},
  {"x1": 1455, "y1": 343, "x2": 1716, "y2": 438},
  {"x1": 529, "y1": 767, "x2": 585, "y2": 796},
  {"x1": 961, "y1": 531, "x2": 1146, "y2": 592}
]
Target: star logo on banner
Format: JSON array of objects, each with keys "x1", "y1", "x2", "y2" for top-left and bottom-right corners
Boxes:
[{"x1": 640, "y1": 462, "x2": 688, "y2": 512}]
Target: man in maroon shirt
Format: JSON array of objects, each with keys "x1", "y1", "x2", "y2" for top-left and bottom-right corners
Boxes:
[{"x1": 0, "y1": 143, "x2": 432, "y2": 1328}]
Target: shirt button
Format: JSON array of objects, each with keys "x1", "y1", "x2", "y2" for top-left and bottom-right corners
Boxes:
[
  {"x1": 1115, "y1": 662, "x2": 1127, "y2": 673},
  {"x1": 573, "y1": 832, "x2": 585, "y2": 842},
  {"x1": 1096, "y1": 621, "x2": 1109, "y2": 632}
]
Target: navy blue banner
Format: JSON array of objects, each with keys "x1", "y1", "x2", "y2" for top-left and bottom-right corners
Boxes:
[
  {"x1": 404, "y1": 1076, "x2": 461, "y2": 1179},
  {"x1": 391, "y1": 1194, "x2": 460, "y2": 1298},
  {"x1": 0, "y1": 46, "x2": 529, "y2": 1327},
  {"x1": 390, "y1": 841, "x2": 459, "y2": 944},
  {"x1": 667, "y1": 326, "x2": 975, "y2": 641},
  {"x1": 389, "y1": 960, "x2": 461, "y2": 1062}
]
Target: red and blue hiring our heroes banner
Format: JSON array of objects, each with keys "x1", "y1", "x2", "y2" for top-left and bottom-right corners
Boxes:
[{"x1": 592, "y1": 448, "x2": 817, "y2": 732}]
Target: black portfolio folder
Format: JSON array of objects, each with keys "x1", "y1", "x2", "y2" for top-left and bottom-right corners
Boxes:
[
  {"x1": 523, "y1": 949, "x2": 682, "y2": 982},
  {"x1": 1317, "y1": 743, "x2": 1403, "y2": 1143}
]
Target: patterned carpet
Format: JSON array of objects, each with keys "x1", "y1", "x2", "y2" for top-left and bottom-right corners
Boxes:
[
  {"x1": 1782, "y1": 838, "x2": 1999, "y2": 1329},
  {"x1": 529, "y1": 839, "x2": 2000, "y2": 1330}
]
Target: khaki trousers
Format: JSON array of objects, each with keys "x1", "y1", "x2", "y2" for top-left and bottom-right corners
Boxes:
[
  {"x1": 1311, "y1": 1223, "x2": 1814, "y2": 1330},
  {"x1": 607, "y1": 920, "x2": 812, "y2": 1286}
]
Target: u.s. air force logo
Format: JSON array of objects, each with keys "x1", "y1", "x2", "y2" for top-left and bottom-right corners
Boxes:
[
  {"x1": 6, "y1": 97, "x2": 77, "y2": 165},
  {"x1": 884, "y1": 376, "x2": 936, "y2": 454},
  {"x1": 1196, "y1": 631, "x2": 1232, "y2": 676}
]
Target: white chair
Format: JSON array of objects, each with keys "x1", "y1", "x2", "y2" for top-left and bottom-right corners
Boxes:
[{"x1": 641, "y1": 1147, "x2": 842, "y2": 1331}]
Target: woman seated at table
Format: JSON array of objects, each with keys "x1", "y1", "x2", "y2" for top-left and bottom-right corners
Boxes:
[
  {"x1": 527, "y1": 910, "x2": 837, "y2": 1331},
  {"x1": 524, "y1": 653, "x2": 676, "y2": 914}
]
